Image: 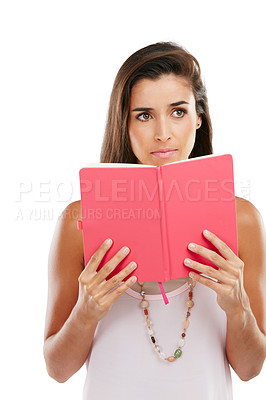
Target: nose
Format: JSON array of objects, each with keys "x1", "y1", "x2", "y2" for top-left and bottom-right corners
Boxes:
[{"x1": 154, "y1": 118, "x2": 172, "y2": 142}]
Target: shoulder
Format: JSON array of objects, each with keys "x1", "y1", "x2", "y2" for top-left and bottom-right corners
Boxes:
[
  {"x1": 54, "y1": 200, "x2": 84, "y2": 268},
  {"x1": 235, "y1": 196, "x2": 264, "y2": 231},
  {"x1": 45, "y1": 200, "x2": 84, "y2": 340},
  {"x1": 235, "y1": 196, "x2": 266, "y2": 261},
  {"x1": 59, "y1": 200, "x2": 82, "y2": 221}
]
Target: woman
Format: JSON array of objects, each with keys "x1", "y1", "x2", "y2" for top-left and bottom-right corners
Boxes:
[{"x1": 43, "y1": 42, "x2": 266, "y2": 399}]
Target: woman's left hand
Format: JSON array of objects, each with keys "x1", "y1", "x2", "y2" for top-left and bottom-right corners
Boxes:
[{"x1": 184, "y1": 229, "x2": 251, "y2": 316}]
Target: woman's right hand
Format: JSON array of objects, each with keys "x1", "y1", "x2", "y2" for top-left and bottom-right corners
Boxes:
[{"x1": 74, "y1": 238, "x2": 137, "y2": 326}]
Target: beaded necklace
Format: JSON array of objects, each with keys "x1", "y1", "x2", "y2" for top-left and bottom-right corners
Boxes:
[{"x1": 137, "y1": 278, "x2": 196, "y2": 362}]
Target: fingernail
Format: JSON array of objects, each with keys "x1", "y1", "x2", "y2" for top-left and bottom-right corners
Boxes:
[
  {"x1": 130, "y1": 262, "x2": 137, "y2": 269},
  {"x1": 122, "y1": 246, "x2": 130, "y2": 254},
  {"x1": 188, "y1": 243, "x2": 196, "y2": 250},
  {"x1": 184, "y1": 258, "x2": 191, "y2": 265},
  {"x1": 105, "y1": 238, "x2": 112, "y2": 245},
  {"x1": 131, "y1": 276, "x2": 137, "y2": 283}
]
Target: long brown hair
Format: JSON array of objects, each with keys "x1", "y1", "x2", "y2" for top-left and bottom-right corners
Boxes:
[{"x1": 100, "y1": 41, "x2": 213, "y2": 163}]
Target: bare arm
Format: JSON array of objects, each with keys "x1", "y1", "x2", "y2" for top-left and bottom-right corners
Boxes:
[
  {"x1": 44, "y1": 309, "x2": 98, "y2": 383},
  {"x1": 225, "y1": 198, "x2": 266, "y2": 380},
  {"x1": 43, "y1": 201, "x2": 95, "y2": 382},
  {"x1": 43, "y1": 201, "x2": 138, "y2": 383}
]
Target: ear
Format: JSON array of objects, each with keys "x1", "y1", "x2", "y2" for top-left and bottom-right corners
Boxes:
[{"x1": 196, "y1": 115, "x2": 202, "y2": 129}]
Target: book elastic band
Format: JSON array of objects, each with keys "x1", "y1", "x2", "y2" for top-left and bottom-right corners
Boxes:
[{"x1": 77, "y1": 220, "x2": 83, "y2": 230}]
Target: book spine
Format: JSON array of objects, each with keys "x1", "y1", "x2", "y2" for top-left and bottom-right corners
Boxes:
[{"x1": 156, "y1": 166, "x2": 170, "y2": 281}]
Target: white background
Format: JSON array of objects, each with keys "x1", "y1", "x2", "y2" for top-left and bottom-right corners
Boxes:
[{"x1": 1, "y1": 0, "x2": 265, "y2": 398}]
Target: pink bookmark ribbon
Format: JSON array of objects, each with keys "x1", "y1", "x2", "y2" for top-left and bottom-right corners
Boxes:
[{"x1": 158, "y1": 282, "x2": 169, "y2": 305}]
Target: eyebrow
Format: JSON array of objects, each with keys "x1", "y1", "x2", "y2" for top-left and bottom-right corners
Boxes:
[{"x1": 131, "y1": 100, "x2": 190, "y2": 112}]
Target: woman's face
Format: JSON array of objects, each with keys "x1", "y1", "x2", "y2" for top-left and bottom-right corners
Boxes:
[{"x1": 128, "y1": 73, "x2": 202, "y2": 166}]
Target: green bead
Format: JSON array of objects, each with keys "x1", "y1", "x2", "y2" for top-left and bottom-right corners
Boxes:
[{"x1": 174, "y1": 348, "x2": 182, "y2": 358}]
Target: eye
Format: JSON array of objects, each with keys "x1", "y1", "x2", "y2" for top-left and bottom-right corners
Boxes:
[
  {"x1": 137, "y1": 112, "x2": 151, "y2": 122},
  {"x1": 173, "y1": 108, "x2": 186, "y2": 118}
]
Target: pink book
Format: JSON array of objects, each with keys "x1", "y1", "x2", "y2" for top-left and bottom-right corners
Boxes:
[{"x1": 78, "y1": 154, "x2": 238, "y2": 304}]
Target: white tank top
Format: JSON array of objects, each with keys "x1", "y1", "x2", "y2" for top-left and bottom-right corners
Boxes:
[{"x1": 82, "y1": 281, "x2": 233, "y2": 400}]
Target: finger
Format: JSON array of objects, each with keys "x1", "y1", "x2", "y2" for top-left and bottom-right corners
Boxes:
[
  {"x1": 94, "y1": 246, "x2": 131, "y2": 284},
  {"x1": 105, "y1": 275, "x2": 138, "y2": 303},
  {"x1": 80, "y1": 238, "x2": 113, "y2": 281},
  {"x1": 184, "y1": 258, "x2": 234, "y2": 285},
  {"x1": 97, "y1": 261, "x2": 137, "y2": 297},
  {"x1": 188, "y1": 271, "x2": 229, "y2": 297},
  {"x1": 203, "y1": 229, "x2": 239, "y2": 262},
  {"x1": 189, "y1": 272, "x2": 220, "y2": 292},
  {"x1": 188, "y1": 242, "x2": 230, "y2": 271}
]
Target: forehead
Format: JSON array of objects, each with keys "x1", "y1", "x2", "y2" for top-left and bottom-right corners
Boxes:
[{"x1": 130, "y1": 74, "x2": 195, "y2": 106}]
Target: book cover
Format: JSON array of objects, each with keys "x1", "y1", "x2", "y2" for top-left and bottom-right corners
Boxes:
[{"x1": 78, "y1": 154, "x2": 238, "y2": 284}]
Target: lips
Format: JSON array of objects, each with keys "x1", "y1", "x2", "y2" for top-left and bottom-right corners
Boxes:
[
  {"x1": 151, "y1": 148, "x2": 178, "y2": 154},
  {"x1": 151, "y1": 148, "x2": 178, "y2": 159}
]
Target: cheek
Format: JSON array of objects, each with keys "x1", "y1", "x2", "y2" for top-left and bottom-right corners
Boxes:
[
  {"x1": 131, "y1": 137, "x2": 146, "y2": 158},
  {"x1": 128, "y1": 125, "x2": 144, "y2": 150},
  {"x1": 180, "y1": 120, "x2": 196, "y2": 140},
  {"x1": 178, "y1": 120, "x2": 196, "y2": 149},
  {"x1": 183, "y1": 118, "x2": 195, "y2": 133}
]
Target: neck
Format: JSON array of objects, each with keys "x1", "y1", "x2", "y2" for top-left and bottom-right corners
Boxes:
[{"x1": 130, "y1": 277, "x2": 189, "y2": 295}]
